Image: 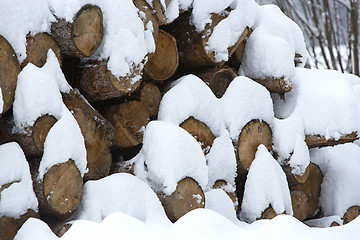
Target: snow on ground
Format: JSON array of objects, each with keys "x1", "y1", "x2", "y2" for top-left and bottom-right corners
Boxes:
[
  {"x1": 13, "y1": 51, "x2": 87, "y2": 180},
  {"x1": 240, "y1": 145, "x2": 292, "y2": 222},
  {"x1": 0, "y1": 142, "x2": 38, "y2": 218},
  {"x1": 310, "y1": 143, "x2": 360, "y2": 218}
]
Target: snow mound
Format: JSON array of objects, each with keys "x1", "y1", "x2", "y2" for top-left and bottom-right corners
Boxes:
[
  {"x1": 0, "y1": 142, "x2": 38, "y2": 218},
  {"x1": 73, "y1": 173, "x2": 171, "y2": 226},
  {"x1": 273, "y1": 68, "x2": 360, "y2": 161},
  {"x1": 13, "y1": 51, "x2": 87, "y2": 180},
  {"x1": 14, "y1": 218, "x2": 58, "y2": 240},
  {"x1": 133, "y1": 121, "x2": 208, "y2": 195},
  {"x1": 240, "y1": 145, "x2": 292, "y2": 222},
  {"x1": 310, "y1": 143, "x2": 360, "y2": 217}
]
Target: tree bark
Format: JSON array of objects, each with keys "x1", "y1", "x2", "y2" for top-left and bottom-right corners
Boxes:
[
  {"x1": 251, "y1": 77, "x2": 292, "y2": 96},
  {"x1": 0, "y1": 210, "x2": 38, "y2": 240},
  {"x1": 180, "y1": 117, "x2": 216, "y2": 155},
  {"x1": 144, "y1": 30, "x2": 178, "y2": 81},
  {"x1": 29, "y1": 159, "x2": 83, "y2": 220},
  {"x1": 157, "y1": 177, "x2": 205, "y2": 223},
  {"x1": 0, "y1": 114, "x2": 57, "y2": 157},
  {"x1": 62, "y1": 90, "x2": 116, "y2": 181},
  {"x1": 305, "y1": 132, "x2": 358, "y2": 149},
  {"x1": 21, "y1": 33, "x2": 62, "y2": 69},
  {"x1": 291, "y1": 190, "x2": 308, "y2": 221},
  {"x1": 51, "y1": 4, "x2": 103, "y2": 58},
  {"x1": 0, "y1": 35, "x2": 20, "y2": 114},
  {"x1": 237, "y1": 119, "x2": 272, "y2": 174},
  {"x1": 227, "y1": 27, "x2": 253, "y2": 69},
  {"x1": 343, "y1": 205, "x2": 360, "y2": 224},
  {"x1": 101, "y1": 101, "x2": 150, "y2": 148}
]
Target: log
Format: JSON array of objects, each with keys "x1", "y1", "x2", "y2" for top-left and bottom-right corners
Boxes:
[
  {"x1": 62, "y1": 90, "x2": 116, "y2": 181},
  {"x1": 343, "y1": 206, "x2": 360, "y2": 225},
  {"x1": 51, "y1": 4, "x2": 103, "y2": 58},
  {"x1": 30, "y1": 159, "x2": 83, "y2": 219},
  {"x1": 110, "y1": 160, "x2": 135, "y2": 176},
  {"x1": 144, "y1": 30, "x2": 178, "y2": 81},
  {"x1": 283, "y1": 163, "x2": 310, "y2": 188},
  {"x1": 21, "y1": 33, "x2": 62, "y2": 68},
  {"x1": 196, "y1": 65, "x2": 238, "y2": 98},
  {"x1": 132, "y1": 82, "x2": 162, "y2": 119},
  {"x1": 0, "y1": 35, "x2": 21, "y2": 114},
  {"x1": 291, "y1": 190, "x2": 308, "y2": 221},
  {"x1": 237, "y1": 119, "x2": 272, "y2": 174},
  {"x1": 0, "y1": 210, "x2": 38, "y2": 240},
  {"x1": 260, "y1": 206, "x2": 278, "y2": 220},
  {"x1": 62, "y1": 58, "x2": 143, "y2": 102},
  {"x1": 213, "y1": 180, "x2": 238, "y2": 211},
  {"x1": 157, "y1": 177, "x2": 205, "y2": 222},
  {"x1": 293, "y1": 163, "x2": 323, "y2": 219},
  {"x1": 294, "y1": 53, "x2": 303, "y2": 67},
  {"x1": 164, "y1": 11, "x2": 248, "y2": 71},
  {"x1": 133, "y1": 0, "x2": 159, "y2": 43},
  {"x1": 148, "y1": 0, "x2": 171, "y2": 25},
  {"x1": 227, "y1": 27, "x2": 252, "y2": 69},
  {"x1": 251, "y1": 77, "x2": 291, "y2": 96},
  {"x1": 305, "y1": 132, "x2": 358, "y2": 149},
  {"x1": 0, "y1": 114, "x2": 57, "y2": 157},
  {"x1": 180, "y1": 117, "x2": 216, "y2": 155},
  {"x1": 101, "y1": 101, "x2": 150, "y2": 148}
]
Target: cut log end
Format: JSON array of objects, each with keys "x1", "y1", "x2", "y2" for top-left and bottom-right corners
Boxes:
[
  {"x1": 291, "y1": 190, "x2": 308, "y2": 221},
  {"x1": 283, "y1": 163, "x2": 310, "y2": 188},
  {"x1": 343, "y1": 206, "x2": 360, "y2": 225},
  {"x1": 260, "y1": 206, "x2": 278, "y2": 220},
  {"x1": 138, "y1": 82, "x2": 162, "y2": 118},
  {"x1": 237, "y1": 119, "x2": 272, "y2": 174},
  {"x1": 73, "y1": 5, "x2": 103, "y2": 57},
  {"x1": 33, "y1": 115, "x2": 57, "y2": 153},
  {"x1": 0, "y1": 35, "x2": 21, "y2": 114},
  {"x1": 157, "y1": 177, "x2": 205, "y2": 223},
  {"x1": 252, "y1": 77, "x2": 292, "y2": 94},
  {"x1": 0, "y1": 210, "x2": 38, "y2": 240},
  {"x1": 144, "y1": 30, "x2": 178, "y2": 81},
  {"x1": 180, "y1": 117, "x2": 216, "y2": 155},
  {"x1": 213, "y1": 180, "x2": 238, "y2": 211}
]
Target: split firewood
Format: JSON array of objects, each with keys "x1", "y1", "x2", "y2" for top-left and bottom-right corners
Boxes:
[
  {"x1": 62, "y1": 90, "x2": 116, "y2": 181},
  {"x1": 251, "y1": 77, "x2": 291, "y2": 96},
  {"x1": 21, "y1": 33, "x2": 62, "y2": 68},
  {"x1": 51, "y1": 4, "x2": 103, "y2": 58},
  {"x1": 164, "y1": 11, "x2": 249, "y2": 71},
  {"x1": 0, "y1": 35, "x2": 21, "y2": 114},
  {"x1": 131, "y1": 82, "x2": 162, "y2": 119},
  {"x1": 343, "y1": 206, "x2": 360, "y2": 225},
  {"x1": 196, "y1": 65, "x2": 238, "y2": 98},
  {"x1": 227, "y1": 27, "x2": 252, "y2": 69},
  {"x1": 293, "y1": 163, "x2": 323, "y2": 219},
  {"x1": 101, "y1": 101, "x2": 150, "y2": 148},
  {"x1": 237, "y1": 119, "x2": 272, "y2": 174},
  {"x1": 29, "y1": 159, "x2": 83, "y2": 220},
  {"x1": 305, "y1": 132, "x2": 358, "y2": 149},
  {"x1": 260, "y1": 206, "x2": 279, "y2": 220},
  {"x1": 291, "y1": 190, "x2": 308, "y2": 221},
  {"x1": 144, "y1": 30, "x2": 178, "y2": 81},
  {"x1": 0, "y1": 114, "x2": 57, "y2": 157},
  {"x1": 180, "y1": 117, "x2": 216, "y2": 155},
  {"x1": 0, "y1": 210, "x2": 38, "y2": 240},
  {"x1": 283, "y1": 163, "x2": 310, "y2": 188},
  {"x1": 157, "y1": 177, "x2": 205, "y2": 222},
  {"x1": 213, "y1": 180, "x2": 238, "y2": 211}
]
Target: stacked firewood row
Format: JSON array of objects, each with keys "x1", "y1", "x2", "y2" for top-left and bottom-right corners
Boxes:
[{"x1": 0, "y1": 1, "x2": 359, "y2": 239}]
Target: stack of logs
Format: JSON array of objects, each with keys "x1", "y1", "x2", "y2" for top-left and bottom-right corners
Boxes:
[{"x1": 0, "y1": 1, "x2": 359, "y2": 239}]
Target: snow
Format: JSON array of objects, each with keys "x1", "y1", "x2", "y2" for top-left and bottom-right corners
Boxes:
[
  {"x1": 13, "y1": 51, "x2": 87, "y2": 180},
  {"x1": 132, "y1": 120, "x2": 208, "y2": 195},
  {"x1": 304, "y1": 216, "x2": 343, "y2": 228},
  {"x1": 14, "y1": 218, "x2": 58, "y2": 240},
  {"x1": 0, "y1": 142, "x2": 38, "y2": 219},
  {"x1": 72, "y1": 173, "x2": 171, "y2": 226},
  {"x1": 240, "y1": 145, "x2": 292, "y2": 223},
  {"x1": 310, "y1": 143, "x2": 360, "y2": 217}
]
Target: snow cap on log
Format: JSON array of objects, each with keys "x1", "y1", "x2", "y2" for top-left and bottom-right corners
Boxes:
[{"x1": 132, "y1": 120, "x2": 208, "y2": 195}]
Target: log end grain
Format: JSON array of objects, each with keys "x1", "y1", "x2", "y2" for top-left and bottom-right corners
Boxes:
[
  {"x1": 138, "y1": 82, "x2": 162, "y2": 118},
  {"x1": 0, "y1": 209, "x2": 38, "y2": 240},
  {"x1": 260, "y1": 206, "x2": 278, "y2": 220},
  {"x1": 291, "y1": 190, "x2": 308, "y2": 221},
  {"x1": 33, "y1": 115, "x2": 57, "y2": 153},
  {"x1": 343, "y1": 206, "x2": 360, "y2": 225}
]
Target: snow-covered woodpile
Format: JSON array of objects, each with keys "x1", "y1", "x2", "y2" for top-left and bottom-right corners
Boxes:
[{"x1": 1, "y1": 0, "x2": 360, "y2": 239}]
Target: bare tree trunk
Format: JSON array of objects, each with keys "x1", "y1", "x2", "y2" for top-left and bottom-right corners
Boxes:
[{"x1": 350, "y1": 0, "x2": 359, "y2": 76}]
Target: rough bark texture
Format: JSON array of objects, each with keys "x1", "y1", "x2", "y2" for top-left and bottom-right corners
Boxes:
[
  {"x1": 237, "y1": 119, "x2": 272, "y2": 174},
  {"x1": 21, "y1": 33, "x2": 62, "y2": 68},
  {"x1": 343, "y1": 206, "x2": 360, "y2": 224},
  {"x1": 30, "y1": 159, "x2": 83, "y2": 220},
  {"x1": 0, "y1": 35, "x2": 21, "y2": 114},
  {"x1": 283, "y1": 163, "x2": 310, "y2": 188},
  {"x1": 51, "y1": 5, "x2": 103, "y2": 58},
  {"x1": 62, "y1": 58, "x2": 143, "y2": 102},
  {"x1": 132, "y1": 82, "x2": 162, "y2": 119},
  {"x1": 62, "y1": 90, "x2": 116, "y2": 181},
  {"x1": 291, "y1": 190, "x2": 308, "y2": 221},
  {"x1": 144, "y1": 30, "x2": 178, "y2": 81},
  {"x1": 227, "y1": 27, "x2": 252, "y2": 69},
  {"x1": 101, "y1": 101, "x2": 150, "y2": 148},
  {"x1": 0, "y1": 210, "x2": 38, "y2": 240},
  {"x1": 305, "y1": 132, "x2": 358, "y2": 149},
  {"x1": 252, "y1": 77, "x2": 292, "y2": 95},
  {"x1": 180, "y1": 117, "x2": 216, "y2": 155},
  {"x1": 196, "y1": 65, "x2": 238, "y2": 98},
  {"x1": 146, "y1": 0, "x2": 171, "y2": 25},
  {"x1": 293, "y1": 163, "x2": 323, "y2": 219},
  {"x1": 157, "y1": 177, "x2": 205, "y2": 223},
  {"x1": 0, "y1": 114, "x2": 57, "y2": 157}
]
